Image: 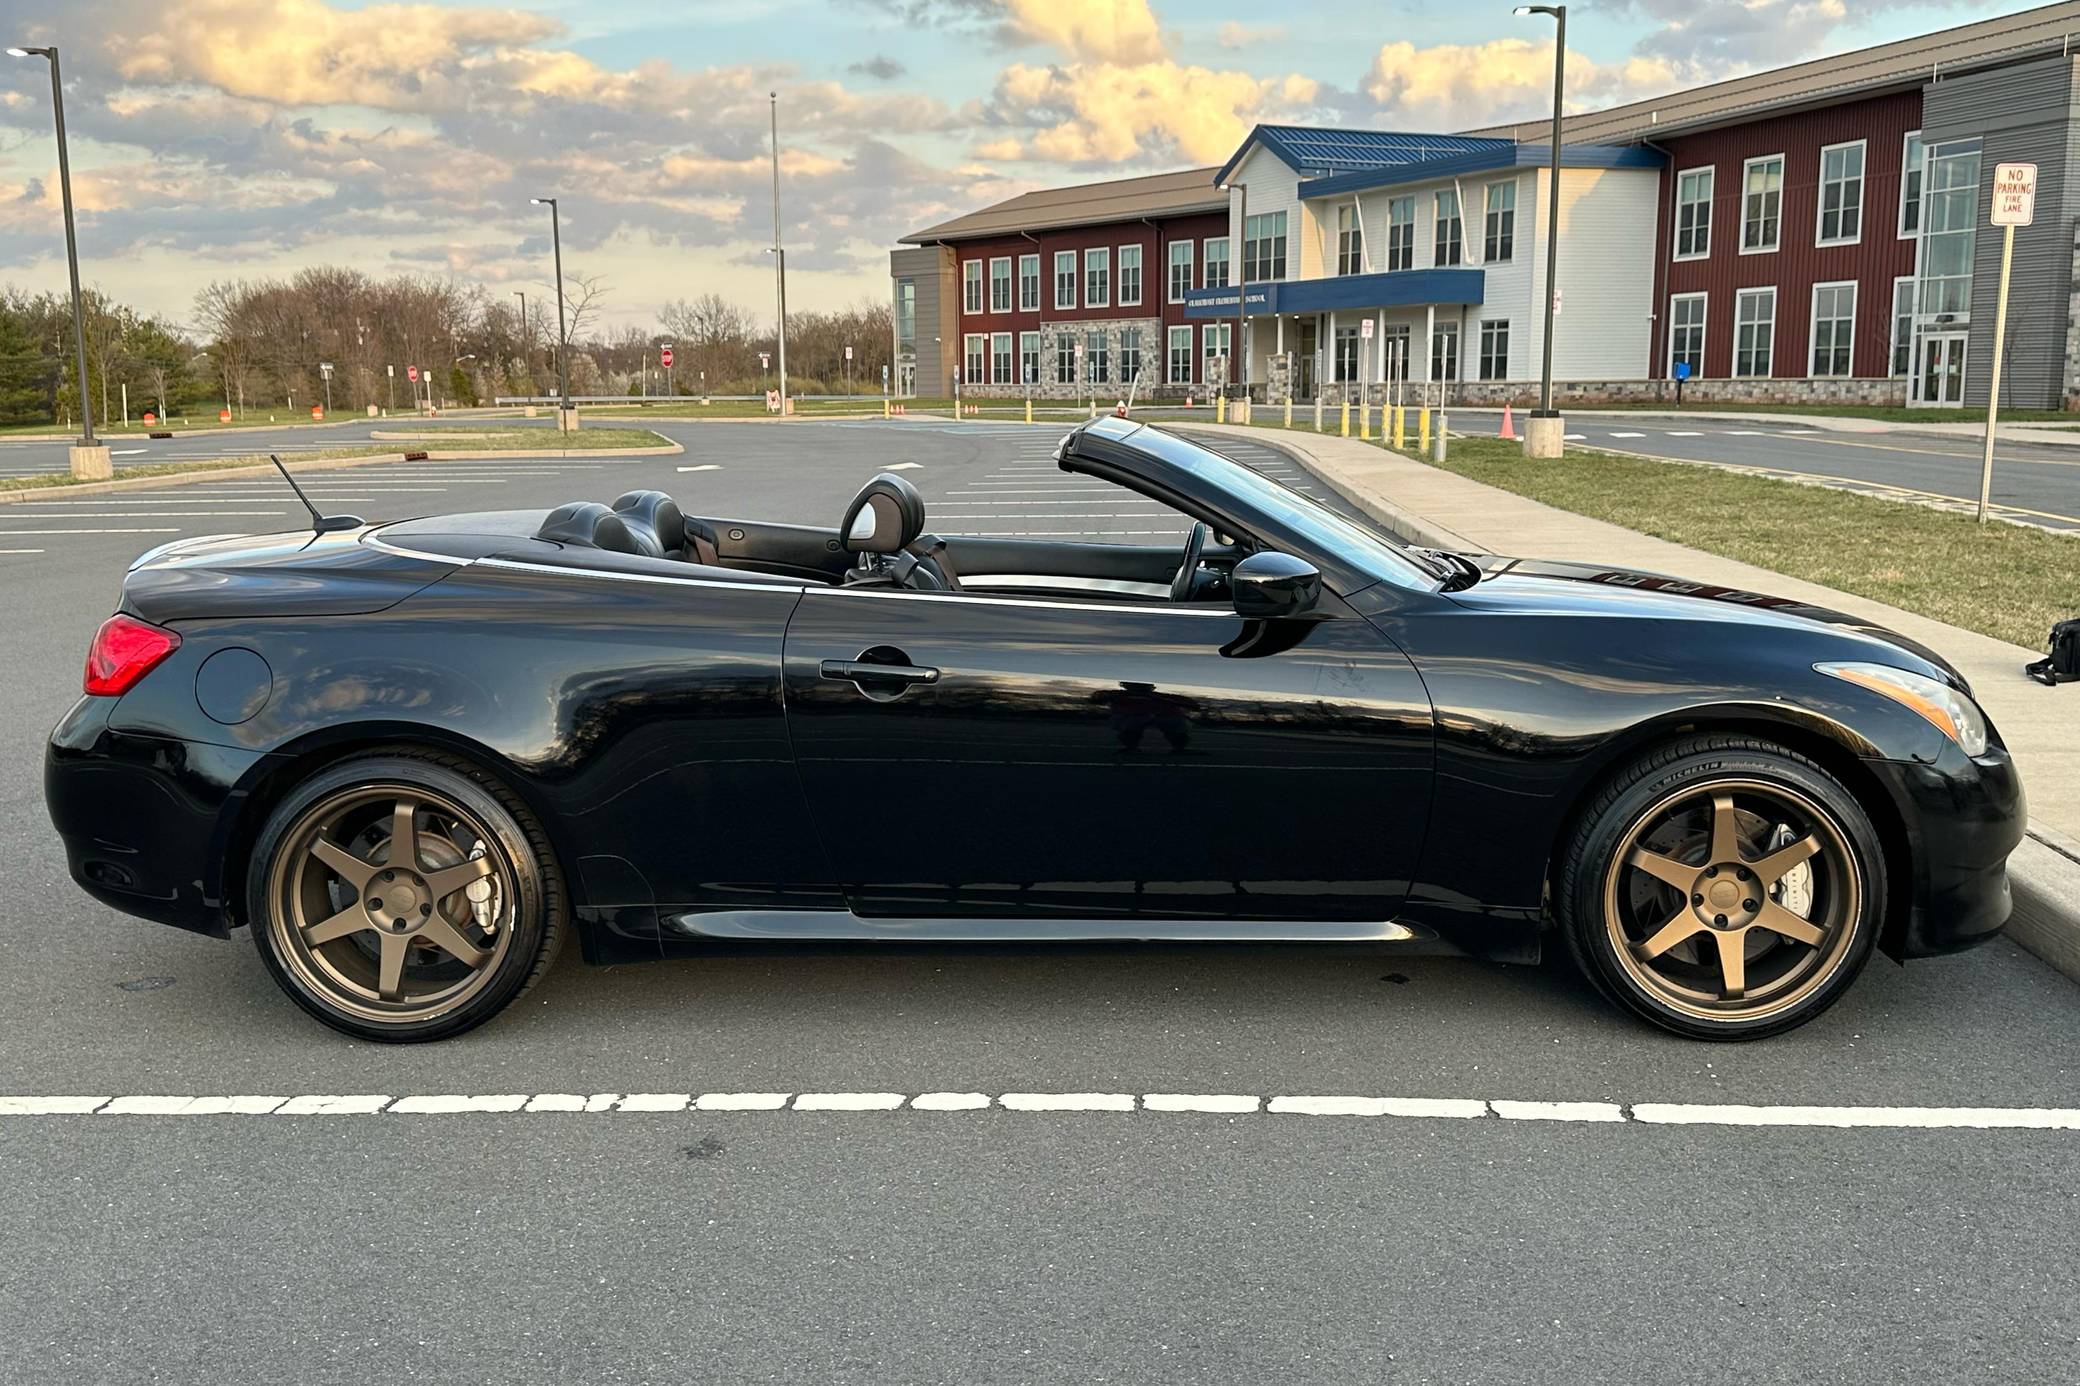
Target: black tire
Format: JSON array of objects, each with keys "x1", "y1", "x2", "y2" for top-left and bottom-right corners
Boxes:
[
  {"x1": 246, "y1": 751, "x2": 565, "y2": 1042},
  {"x1": 1556, "y1": 735, "x2": 1884, "y2": 1041}
]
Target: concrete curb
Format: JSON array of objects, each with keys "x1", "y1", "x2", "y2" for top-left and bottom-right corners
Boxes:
[
  {"x1": 1224, "y1": 423, "x2": 2080, "y2": 989},
  {"x1": 0, "y1": 438, "x2": 683, "y2": 505}
]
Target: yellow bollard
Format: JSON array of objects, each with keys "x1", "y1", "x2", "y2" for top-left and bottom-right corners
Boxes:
[
  {"x1": 1315, "y1": 396, "x2": 1324, "y2": 432},
  {"x1": 1391, "y1": 406, "x2": 1405, "y2": 449},
  {"x1": 882, "y1": 397, "x2": 890, "y2": 419},
  {"x1": 1283, "y1": 398, "x2": 1293, "y2": 429},
  {"x1": 1359, "y1": 401, "x2": 1371, "y2": 441},
  {"x1": 1216, "y1": 393, "x2": 1227, "y2": 424},
  {"x1": 1418, "y1": 408, "x2": 1431, "y2": 453},
  {"x1": 1025, "y1": 397, "x2": 1033, "y2": 425},
  {"x1": 1339, "y1": 399, "x2": 1350, "y2": 437}
]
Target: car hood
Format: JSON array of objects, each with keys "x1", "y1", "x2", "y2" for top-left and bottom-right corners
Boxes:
[{"x1": 1450, "y1": 554, "x2": 1968, "y2": 689}]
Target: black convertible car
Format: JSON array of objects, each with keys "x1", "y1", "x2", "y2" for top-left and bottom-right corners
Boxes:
[{"x1": 47, "y1": 418, "x2": 2023, "y2": 1042}]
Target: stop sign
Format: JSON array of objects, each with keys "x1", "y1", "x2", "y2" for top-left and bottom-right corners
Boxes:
[
  {"x1": 660, "y1": 345, "x2": 674, "y2": 369},
  {"x1": 407, "y1": 365, "x2": 419, "y2": 382}
]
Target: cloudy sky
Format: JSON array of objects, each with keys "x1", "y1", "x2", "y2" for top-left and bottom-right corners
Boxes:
[{"x1": 0, "y1": 0, "x2": 2027, "y2": 332}]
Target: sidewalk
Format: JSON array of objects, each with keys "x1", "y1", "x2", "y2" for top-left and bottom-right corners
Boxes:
[{"x1": 1439, "y1": 405, "x2": 2080, "y2": 445}]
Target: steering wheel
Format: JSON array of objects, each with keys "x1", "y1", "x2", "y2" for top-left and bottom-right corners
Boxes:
[{"x1": 1170, "y1": 521, "x2": 1210, "y2": 601}]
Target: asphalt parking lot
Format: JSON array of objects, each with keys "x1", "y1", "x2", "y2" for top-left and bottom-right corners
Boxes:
[{"x1": 4, "y1": 420, "x2": 2078, "y2": 1384}]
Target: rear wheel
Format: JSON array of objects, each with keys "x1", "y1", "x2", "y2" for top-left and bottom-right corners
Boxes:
[
  {"x1": 247, "y1": 753, "x2": 564, "y2": 1042},
  {"x1": 1557, "y1": 736, "x2": 1883, "y2": 1040}
]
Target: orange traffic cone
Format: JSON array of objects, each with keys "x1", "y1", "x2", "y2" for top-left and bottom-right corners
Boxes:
[{"x1": 1499, "y1": 402, "x2": 1516, "y2": 441}]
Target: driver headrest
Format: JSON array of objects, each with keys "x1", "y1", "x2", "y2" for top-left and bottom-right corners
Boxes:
[
  {"x1": 841, "y1": 472, "x2": 925, "y2": 554},
  {"x1": 535, "y1": 501, "x2": 642, "y2": 555},
  {"x1": 612, "y1": 490, "x2": 685, "y2": 559}
]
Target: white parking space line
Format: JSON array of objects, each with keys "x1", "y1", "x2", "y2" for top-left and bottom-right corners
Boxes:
[
  {"x1": 10, "y1": 511, "x2": 292, "y2": 519},
  {"x1": 885, "y1": 462, "x2": 923, "y2": 471},
  {"x1": 0, "y1": 548, "x2": 44, "y2": 555},
  {"x1": 1609, "y1": 431, "x2": 1646, "y2": 438},
  {"x1": 1667, "y1": 430, "x2": 1705, "y2": 437},
  {"x1": 0, "y1": 527, "x2": 180, "y2": 535},
  {"x1": 5, "y1": 1090, "x2": 2076, "y2": 1130},
  {"x1": 677, "y1": 464, "x2": 723, "y2": 472}
]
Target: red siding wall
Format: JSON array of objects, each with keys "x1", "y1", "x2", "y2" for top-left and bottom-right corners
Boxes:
[
  {"x1": 945, "y1": 211, "x2": 1229, "y2": 339},
  {"x1": 1651, "y1": 89, "x2": 1922, "y2": 380}
]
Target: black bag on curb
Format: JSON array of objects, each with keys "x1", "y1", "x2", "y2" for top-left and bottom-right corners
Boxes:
[{"x1": 2026, "y1": 619, "x2": 2080, "y2": 686}]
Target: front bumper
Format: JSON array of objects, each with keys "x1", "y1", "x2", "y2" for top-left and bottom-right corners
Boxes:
[
  {"x1": 1867, "y1": 740, "x2": 2026, "y2": 960},
  {"x1": 45, "y1": 697, "x2": 274, "y2": 938}
]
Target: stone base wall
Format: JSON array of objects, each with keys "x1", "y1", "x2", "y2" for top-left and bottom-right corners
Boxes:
[
  {"x1": 1270, "y1": 376, "x2": 1912, "y2": 408},
  {"x1": 2064, "y1": 225, "x2": 2080, "y2": 411}
]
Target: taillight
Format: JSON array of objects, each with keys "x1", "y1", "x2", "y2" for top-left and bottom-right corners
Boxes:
[{"x1": 83, "y1": 614, "x2": 181, "y2": 697}]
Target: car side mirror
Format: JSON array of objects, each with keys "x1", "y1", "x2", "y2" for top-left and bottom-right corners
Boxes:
[{"x1": 1231, "y1": 551, "x2": 1323, "y2": 621}]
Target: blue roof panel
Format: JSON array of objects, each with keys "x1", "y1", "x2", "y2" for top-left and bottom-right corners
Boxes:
[{"x1": 1218, "y1": 125, "x2": 1513, "y2": 183}]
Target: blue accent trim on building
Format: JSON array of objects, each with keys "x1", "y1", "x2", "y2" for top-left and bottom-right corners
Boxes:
[
  {"x1": 1298, "y1": 144, "x2": 1664, "y2": 199},
  {"x1": 1214, "y1": 125, "x2": 1512, "y2": 186},
  {"x1": 1181, "y1": 269, "x2": 1487, "y2": 319}
]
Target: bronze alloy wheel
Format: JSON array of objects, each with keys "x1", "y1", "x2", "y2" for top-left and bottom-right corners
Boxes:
[
  {"x1": 1600, "y1": 776, "x2": 1863, "y2": 1024},
  {"x1": 265, "y1": 781, "x2": 520, "y2": 1026}
]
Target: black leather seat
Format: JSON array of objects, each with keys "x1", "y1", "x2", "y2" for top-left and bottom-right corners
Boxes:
[
  {"x1": 535, "y1": 501, "x2": 644, "y2": 554},
  {"x1": 611, "y1": 490, "x2": 722, "y2": 565},
  {"x1": 840, "y1": 473, "x2": 959, "y2": 591}
]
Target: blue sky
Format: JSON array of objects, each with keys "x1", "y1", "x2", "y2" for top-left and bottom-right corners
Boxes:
[{"x1": 0, "y1": 0, "x2": 2035, "y2": 332}]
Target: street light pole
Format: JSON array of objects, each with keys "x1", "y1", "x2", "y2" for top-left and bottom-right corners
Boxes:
[
  {"x1": 531, "y1": 197, "x2": 573, "y2": 426},
  {"x1": 8, "y1": 43, "x2": 107, "y2": 477},
  {"x1": 769, "y1": 91, "x2": 790, "y2": 414},
  {"x1": 512, "y1": 289, "x2": 527, "y2": 389},
  {"x1": 1513, "y1": 5, "x2": 1567, "y2": 456}
]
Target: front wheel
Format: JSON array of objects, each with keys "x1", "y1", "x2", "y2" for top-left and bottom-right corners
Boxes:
[
  {"x1": 1557, "y1": 736, "x2": 1885, "y2": 1041},
  {"x1": 247, "y1": 752, "x2": 565, "y2": 1042}
]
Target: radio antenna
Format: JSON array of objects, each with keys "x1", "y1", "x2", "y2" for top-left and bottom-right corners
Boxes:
[{"x1": 269, "y1": 454, "x2": 364, "y2": 534}]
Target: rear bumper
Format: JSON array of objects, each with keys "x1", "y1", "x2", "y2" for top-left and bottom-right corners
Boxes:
[
  {"x1": 1867, "y1": 741, "x2": 2026, "y2": 960},
  {"x1": 45, "y1": 698, "x2": 271, "y2": 938}
]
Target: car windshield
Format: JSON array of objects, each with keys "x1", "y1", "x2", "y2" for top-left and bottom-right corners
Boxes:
[{"x1": 1120, "y1": 425, "x2": 1441, "y2": 588}]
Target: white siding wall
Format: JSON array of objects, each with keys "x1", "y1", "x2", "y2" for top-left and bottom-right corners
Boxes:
[
  {"x1": 1228, "y1": 144, "x2": 1302, "y2": 282},
  {"x1": 1527, "y1": 167, "x2": 1660, "y2": 380}
]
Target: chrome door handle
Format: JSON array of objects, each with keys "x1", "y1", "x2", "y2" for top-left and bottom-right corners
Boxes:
[{"x1": 819, "y1": 659, "x2": 939, "y2": 685}]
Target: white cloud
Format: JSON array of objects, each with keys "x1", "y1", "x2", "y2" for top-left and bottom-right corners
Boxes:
[
  {"x1": 1216, "y1": 22, "x2": 1288, "y2": 50},
  {"x1": 1362, "y1": 37, "x2": 1695, "y2": 129}
]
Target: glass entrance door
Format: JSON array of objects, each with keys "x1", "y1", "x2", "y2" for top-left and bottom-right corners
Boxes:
[{"x1": 1915, "y1": 332, "x2": 1966, "y2": 407}]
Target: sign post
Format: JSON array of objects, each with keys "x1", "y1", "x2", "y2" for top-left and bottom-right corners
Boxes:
[
  {"x1": 1979, "y1": 162, "x2": 2035, "y2": 522},
  {"x1": 660, "y1": 343, "x2": 674, "y2": 397}
]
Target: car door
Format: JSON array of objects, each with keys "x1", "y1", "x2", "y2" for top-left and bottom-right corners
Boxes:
[{"x1": 780, "y1": 583, "x2": 1434, "y2": 922}]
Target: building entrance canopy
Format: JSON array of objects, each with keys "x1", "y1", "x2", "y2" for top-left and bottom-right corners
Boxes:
[{"x1": 1183, "y1": 268, "x2": 1485, "y2": 319}]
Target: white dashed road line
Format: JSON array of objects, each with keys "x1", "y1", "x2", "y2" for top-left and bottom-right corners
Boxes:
[{"x1": 3, "y1": 1091, "x2": 2076, "y2": 1130}]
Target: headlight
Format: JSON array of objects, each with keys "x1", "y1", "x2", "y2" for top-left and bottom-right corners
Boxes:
[{"x1": 1817, "y1": 661, "x2": 1988, "y2": 756}]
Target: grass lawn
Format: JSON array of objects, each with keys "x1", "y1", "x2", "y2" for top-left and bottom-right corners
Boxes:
[
  {"x1": 0, "y1": 429, "x2": 670, "y2": 494},
  {"x1": 1566, "y1": 401, "x2": 2075, "y2": 424},
  {"x1": 1411, "y1": 435, "x2": 2078, "y2": 650}
]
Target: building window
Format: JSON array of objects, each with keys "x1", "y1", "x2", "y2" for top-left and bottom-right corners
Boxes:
[
  {"x1": 1243, "y1": 211, "x2": 1286, "y2": 282},
  {"x1": 1918, "y1": 138, "x2": 1982, "y2": 319},
  {"x1": 894, "y1": 278, "x2": 916, "y2": 357},
  {"x1": 963, "y1": 333, "x2": 986, "y2": 384},
  {"x1": 1890, "y1": 276, "x2": 1915, "y2": 377},
  {"x1": 1381, "y1": 323, "x2": 1412, "y2": 380},
  {"x1": 1084, "y1": 330, "x2": 1109, "y2": 384},
  {"x1": 1119, "y1": 327, "x2": 1142, "y2": 386},
  {"x1": 1386, "y1": 196, "x2": 1415, "y2": 273},
  {"x1": 1733, "y1": 287, "x2": 1775, "y2": 377},
  {"x1": 1168, "y1": 241, "x2": 1194, "y2": 302},
  {"x1": 963, "y1": 260, "x2": 983, "y2": 315},
  {"x1": 1899, "y1": 131, "x2": 1924, "y2": 238},
  {"x1": 1741, "y1": 155, "x2": 1783, "y2": 253},
  {"x1": 1202, "y1": 237, "x2": 1230, "y2": 289},
  {"x1": 1809, "y1": 282, "x2": 1855, "y2": 377},
  {"x1": 1674, "y1": 167, "x2": 1712, "y2": 259},
  {"x1": 1816, "y1": 141, "x2": 1865, "y2": 245},
  {"x1": 989, "y1": 257, "x2": 1012, "y2": 314},
  {"x1": 1430, "y1": 321, "x2": 1459, "y2": 381},
  {"x1": 1478, "y1": 319, "x2": 1509, "y2": 380},
  {"x1": 1668, "y1": 293, "x2": 1707, "y2": 379},
  {"x1": 1117, "y1": 245, "x2": 1142, "y2": 306},
  {"x1": 1484, "y1": 181, "x2": 1515, "y2": 263},
  {"x1": 1019, "y1": 330, "x2": 1040, "y2": 386},
  {"x1": 1333, "y1": 325, "x2": 1360, "y2": 383},
  {"x1": 1054, "y1": 251, "x2": 1077, "y2": 310},
  {"x1": 1054, "y1": 331, "x2": 1077, "y2": 384},
  {"x1": 1085, "y1": 247, "x2": 1110, "y2": 308},
  {"x1": 1434, "y1": 190, "x2": 1462, "y2": 267},
  {"x1": 1203, "y1": 323, "x2": 1231, "y2": 385},
  {"x1": 1018, "y1": 253, "x2": 1040, "y2": 312},
  {"x1": 1337, "y1": 204, "x2": 1363, "y2": 276},
  {"x1": 990, "y1": 331, "x2": 1012, "y2": 384},
  {"x1": 1167, "y1": 326, "x2": 1193, "y2": 383}
]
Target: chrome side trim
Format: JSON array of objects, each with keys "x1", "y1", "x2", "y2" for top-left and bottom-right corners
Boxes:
[
  {"x1": 362, "y1": 534, "x2": 473, "y2": 566},
  {"x1": 963, "y1": 574, "x2": 1173, "y2": 599},
  {"x1": 664, "y1": 910, "x2": 1424, "y2": 943},
  {"x1": 474, "y1": 556, "x2": 809, "y2": 593},
  {"x1": 817, "y1": 586, "x2": 1231, "y2": 618}
]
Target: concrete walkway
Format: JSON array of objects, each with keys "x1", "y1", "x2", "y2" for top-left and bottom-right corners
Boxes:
[{"x1": 1200, "y1": 422, "x2": 2080, "y2": 975}]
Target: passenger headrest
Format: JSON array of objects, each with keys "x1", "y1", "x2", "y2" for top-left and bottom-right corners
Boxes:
[
  {"x1": 612, "y1": 490, "x2": 684, "y2": 559},
  {"x1": 841, "y1": 472, "x2": 925, "y2": 554},
  {"x1": 535, "y1": 501, "x2": 643, "y2": 555}
]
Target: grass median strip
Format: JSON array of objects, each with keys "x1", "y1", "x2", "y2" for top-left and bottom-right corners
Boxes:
[
  {"x1": 0, "y1": 428, "x2": 672, "y2": 494},
  {"x1": 1409, "y1": 436, "x2": 2078, "y2": 651}
]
